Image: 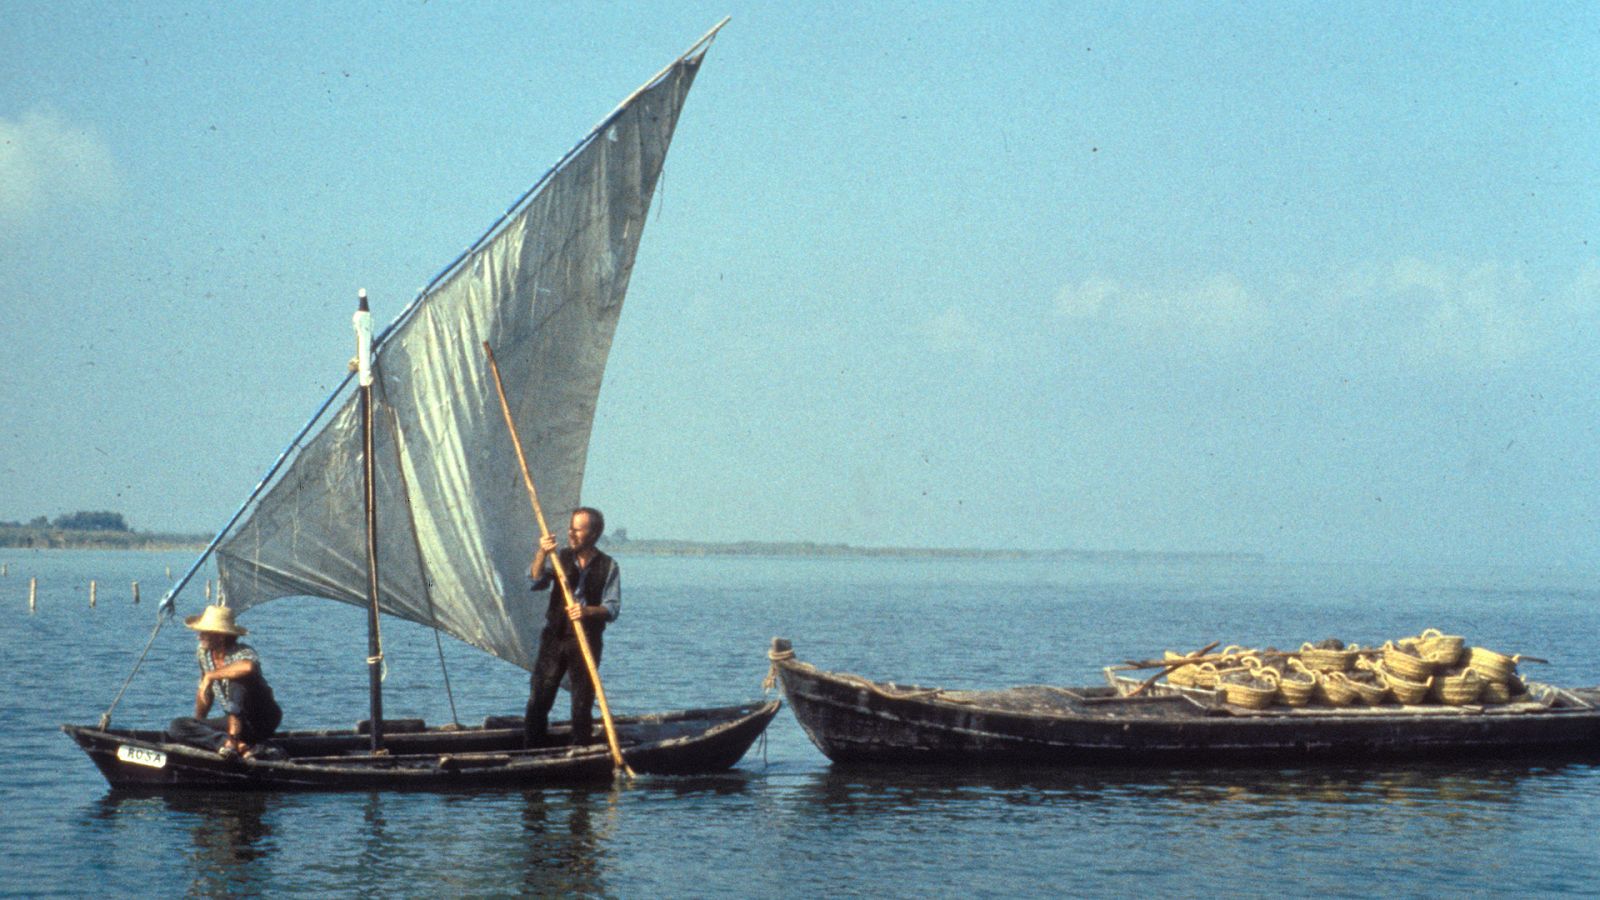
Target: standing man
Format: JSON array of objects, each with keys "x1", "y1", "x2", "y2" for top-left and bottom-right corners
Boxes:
[{"x1": 524, "y1": 506, "x2": 620, "y2": 747}]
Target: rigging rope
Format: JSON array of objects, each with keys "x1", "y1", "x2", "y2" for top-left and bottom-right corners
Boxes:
[
  {"x1": 379, "y1": 379, "x2": 460, "y2": 726},
  {"x1": 762, "y1": 643, "x2": 793, "y2": 693},
  {"x1": 99, "y1": 608, "x2": 172, "y2": 728}
]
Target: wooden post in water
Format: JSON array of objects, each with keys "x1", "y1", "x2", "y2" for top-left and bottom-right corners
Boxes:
[
  {"x1": 89, "y1": 580, "x2": 97, "y2": 608},
  {"x1": 132, "y1": 581, "x2": 140, "y2": 604},
  {"x1": 29, "y1": 578, "x2": 37, "y2": 612}
]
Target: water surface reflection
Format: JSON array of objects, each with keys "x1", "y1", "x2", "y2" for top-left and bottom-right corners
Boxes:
[
  {"x1": 89, "y1": 791, "x2": 281, "y2": 895},
  {"x1": 517, "y1": 787, "x2": 612, "y2": 897},
  {"x1": 777, "y1": 760, "x2": 1595, "y2": 826}
]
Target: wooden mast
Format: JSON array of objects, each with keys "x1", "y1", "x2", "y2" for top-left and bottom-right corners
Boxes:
[{"x1": 356, "y1": 289, "x2": 384, "y2": 753}]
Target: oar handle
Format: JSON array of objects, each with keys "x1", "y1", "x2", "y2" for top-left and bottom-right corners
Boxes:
[
  {"x1": 484, "y1": 341, "x2": 634, "y2": 778},
  {"x1": 1125, "y1": 641, "x2": 1220, "y2": 698}
]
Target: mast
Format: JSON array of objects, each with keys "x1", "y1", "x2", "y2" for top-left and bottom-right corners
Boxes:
[{"x1": 355, "y1": 288, "x2": 384, "y2": 752}]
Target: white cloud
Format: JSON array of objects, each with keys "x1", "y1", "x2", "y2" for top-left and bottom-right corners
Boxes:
[
  {"x1": 1336, "y1": 258, "x2": 1540, "y2": 370},
  {"x1": 1409, "y1": 262, "x2": 1536, "y2": 368},
  {"x1": 1389, "y1": 256, "x2": 1450, "y2": 295},
  {"x1": 1053, "y1": 272, "x2": 1265, "y2": 347},
  {"x1": 1054, "y1": 276, "x2": 1118, "y2": 319},
  {"x1": 1051, "y1": 258, "x2": 1589, "y2": 373},
  {"x1": 0, "y1": 109, "x2": 117, "y2": 226}
]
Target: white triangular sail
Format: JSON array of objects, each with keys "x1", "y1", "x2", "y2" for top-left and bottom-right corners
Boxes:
[{"x1": 215, "y1": 44, "x2": 708, "y2": 671}]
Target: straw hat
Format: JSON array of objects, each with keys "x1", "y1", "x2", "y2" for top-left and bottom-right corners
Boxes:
[{"x1": 185, "y1": 604, "x2": 247, "y2": 636}]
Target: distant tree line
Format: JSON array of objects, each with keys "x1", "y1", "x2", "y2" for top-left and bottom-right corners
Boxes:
[
  {"x1": 0, "y1": 511, "x2": 209, "y2": 549},
  {"x1": 0, "y1": 511, "x2": 130, "y2": 532}
]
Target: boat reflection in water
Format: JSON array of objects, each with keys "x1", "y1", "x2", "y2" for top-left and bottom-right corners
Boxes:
[
  {"x1": 70, "y1": 760, "x2": 1595, "y2": 894},
  {"x1": 84, "y1": 774, "x2": 764, "y2": 897},
  {"x1": 517, "y1": 788, "x2": 612, "y2": 897},
  {"x1": 775, "y1": 759, "x2": 1594, "y2": 826},
  {"x1": 731, "y1": 760, "x2": 1596, "y2": 893},
  {"x1": 88, "y1": 792, "x2": 280, "y2": 894}
]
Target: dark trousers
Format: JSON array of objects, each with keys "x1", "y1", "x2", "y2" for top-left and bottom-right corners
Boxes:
[
  {"x1": 525, "y1": 628, "x2": 603, "y2": 746},
  {"x1": 168, "y1": 707, "x2": 281, "y2": 750},
  {"x1": 168, "y1": 681, "x2": 282, "y2": 750}
]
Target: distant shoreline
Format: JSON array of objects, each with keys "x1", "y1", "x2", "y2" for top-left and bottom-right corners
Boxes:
[
  {"x1": 0, "y1": 526, "x2": 208, "y2": 551},
  {"x1": 607, "y1": 538, "x2": 1261, "y2": 563},
  {"x1": 0, "y1": 526, "x2": 1260, "y2": 563}
]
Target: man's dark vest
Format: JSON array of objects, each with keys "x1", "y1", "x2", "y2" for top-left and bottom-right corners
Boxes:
[
  {"x1": 220, "y1": 644, "x2": 283, "y2": 736},
  {"x1": 541, "y1": 548, "x2": 615, "y2": 637}
]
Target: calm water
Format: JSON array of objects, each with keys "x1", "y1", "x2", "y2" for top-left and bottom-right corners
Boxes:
[{"x1": 3, "y1": 548, "x2": 1598, "y2": 897}]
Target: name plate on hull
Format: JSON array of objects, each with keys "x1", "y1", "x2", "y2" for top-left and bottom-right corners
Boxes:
[{"x1": 116, "y1": 744, "x2": 167, "y2": 769}]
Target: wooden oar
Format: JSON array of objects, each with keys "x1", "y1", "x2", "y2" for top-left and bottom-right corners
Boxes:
[
  {"x1": 483, "y1": 342, "x2": 635, "y2": 779},
  {"x1": 1126, "y1": 641, "x2": 1220, "y2": 698}
]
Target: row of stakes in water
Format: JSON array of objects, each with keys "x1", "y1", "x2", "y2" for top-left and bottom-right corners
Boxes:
[{"x1": 11, "y1": 570, "x2": 217, "y2": 612}]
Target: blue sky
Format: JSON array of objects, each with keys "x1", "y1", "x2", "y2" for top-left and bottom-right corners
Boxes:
[{"x1": 2, "y1": 2, "x2": 1596, "y2": 566}]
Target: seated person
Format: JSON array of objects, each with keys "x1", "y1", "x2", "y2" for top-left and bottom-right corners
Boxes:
[{"x1": 167, "y1": 604, "x2": 282, "y2": 759}]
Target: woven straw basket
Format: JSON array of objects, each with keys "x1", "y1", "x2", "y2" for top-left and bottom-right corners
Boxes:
[
  {"x1": 1299, "y1": 642, "x2": 1358, "y2": 673},
  {"x1": 1164, "y1": 651, "x2": 1201, "y2": 687},
  {"x1": 1376, "y1": 664, "x2": 1433, "y2": 705},
  {"x1": 1431, "y1": 669, "x2": 1484, "y2": 706},
  {"x1": 1222, "y1": 670, "x2": 1278, "y2": 710},
  {"x1": 1317, "y1": 671, "x2": 1359, "y2": 706},
  {"x1": 1382, "y1": 641, "x2": 1434, "y2": 681},
  {"x1": 1465, "y1": 647, "x2": 1518, "y2": 683},
  {"x1": 1481, "y1": 681, "x2": 1512, "y2": 705},
  {"x1": 1345, "y1": 673, "x2": 1388, "y2": 706},
  {"x1": 1415, "y1": 628, "x2": 1464, "y2": 666},
  {"x1": 1276, "y1": 662, "x2": 1317, "y2": 707},
  {"x1": 1188, "y1": 662, "x2": 1223, "y2": 689}
]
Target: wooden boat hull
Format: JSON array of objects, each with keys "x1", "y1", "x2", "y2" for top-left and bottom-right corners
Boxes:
[
  {"x1": 63, "y1": 700, "x2": 779, "y2": 790},
  {"x1": 770, "y1": 639, "x2": 1600, "y2": 766}
]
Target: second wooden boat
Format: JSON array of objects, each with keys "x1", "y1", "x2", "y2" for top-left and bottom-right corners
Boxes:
[{"x1": 769, "y1": 639, "x2": 1600, "y2": 766}]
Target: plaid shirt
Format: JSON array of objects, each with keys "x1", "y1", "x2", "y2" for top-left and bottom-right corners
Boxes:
[{"x1": 197, "y1": 642, "x2": 261, "y2": 715}]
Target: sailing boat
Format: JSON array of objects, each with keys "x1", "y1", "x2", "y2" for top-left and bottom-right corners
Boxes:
[{"x1": 63, "y1": 21, "x2": 779, "y2": 790}]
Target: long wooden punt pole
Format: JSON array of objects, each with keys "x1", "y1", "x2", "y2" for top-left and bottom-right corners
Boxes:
[{"x1": 483, "y1": 342, "x2": 634, "y2": 778}]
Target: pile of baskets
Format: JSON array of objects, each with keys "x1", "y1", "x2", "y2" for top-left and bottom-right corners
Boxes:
[{"x1": 1158, "y1": 629, "x2": 1529, "y2": 710}]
